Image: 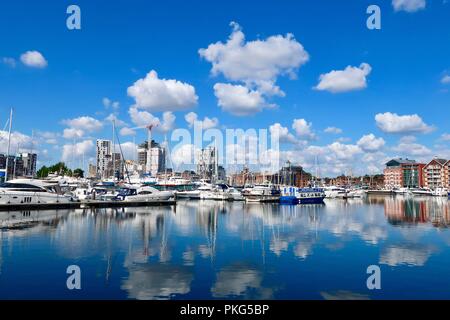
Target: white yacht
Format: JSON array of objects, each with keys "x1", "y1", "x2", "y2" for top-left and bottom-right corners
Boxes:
[
  {"x1": 176, "y1": 189, "x2": 201, "y2": 199},
  {"x1": 0, "y1": 179, "x2": 74, "y2": 205},
  {"x1": 323, "y1": 186, "x2": 347, "y2": 198},
  {"x1": 115, "y1": 185, "x2": 175, "y2": 202},
  {"x1": 242, "y1": 184, "x2": 280, "y2": 203},
  {"x1": 197, "y1": 183, "x2": 215, "y2": 200},
  {"x1": 227, "y1": 187, "x2": 245, "y2": 201},
  {"x1": 432, "y1": 188, "x2": 449, "y2": 197},
  {"x1": 410, "y1": 188, "x2": 433, "y2": 196}
]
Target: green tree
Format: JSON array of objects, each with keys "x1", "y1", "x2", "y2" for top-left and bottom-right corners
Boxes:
[{"x1": 73, "y1": 168, "x2": 84, "y2": 178}]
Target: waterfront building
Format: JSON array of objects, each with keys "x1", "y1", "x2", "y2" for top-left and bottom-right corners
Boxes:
[
  {"x1": 88, "y1": 164, "x2": 97, "y2": 178},
  {"x1": 20, "y1": 153, "x2": 37, "y2": 177},
  {"x1": 196, "y1": 146, "x2": 217, "y2": 180},
  {"x1": 137, "y1": 140, "x2": 166, "y2": 176},
  {"x1": 423, "y1": 158, "x2": 448, "y2": 189},
  {"x1": 0, "y1": 153, "x2": 29, "y2": 181},
  {"x1": 96, "y1": 139, "x2": 112, "y2": 179},
  {"x1": 446, "y1": 160, "x2": 450, "y2": 188},
  {"x1": 383, "y1": 158, "x2": 425, "y2": 189}
]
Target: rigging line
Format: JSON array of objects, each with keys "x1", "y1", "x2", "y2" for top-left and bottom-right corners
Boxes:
[{"x1": 114, "y1": 128, "x2": 131, "y2": 184}]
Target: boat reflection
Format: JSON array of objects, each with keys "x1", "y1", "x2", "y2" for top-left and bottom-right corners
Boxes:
[{"x1": 0, "y1": 197, "x2": 450, "y2": 299}]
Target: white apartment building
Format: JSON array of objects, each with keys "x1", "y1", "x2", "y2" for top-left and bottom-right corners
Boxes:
[{"x1": 96, "y1": 139, "x2": 112, "y2": 178}]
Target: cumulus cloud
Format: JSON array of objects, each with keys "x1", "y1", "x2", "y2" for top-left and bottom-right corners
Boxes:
[
  {"x1": 213, "y1": 83, "x2": 270, "y2": 116},
  {"x1": 357, "y1": 134, "x2": 385, "y2": 152},
  {"x1": 375, "y1": 112, "x2": 433, "y2": 134},
  {"x1": 120, "y1": 127, "x2": 136, "y2": 136},
  {"x1": 440, "y1": 133, "x2": 450, "y2": 141},
  {"x1": 269, "y1": 123, "x2": 297, "y2": 144},
  {"x1": 127, "y1": 70, "x2": 198, "y2": 112},
  {"x1": 104, "y1": 113, "x2": 127, "y2": 127},
  {"x1": 315, "y1": 63, "x2": 372, "y2": 93},
  {"x1": 200, "y1": 22, "x2": 308, "y2": 91},
  {"x1": 61, "y1": 140, "x2": 94, "y2": 162},
  {"x1": 392, "y1": 137, "x2": 432, "y2": 156},
  {"x1": 36, "y1": 131, "x2": 59, "y2": 145},
  {"x1": 102, "y1": 97, "x2": 120, "y2": 110},
  {"x1": 20, "y1": 50, "x2": 48, "y2": 68},
  {"x1": 0, "y1": 130, "x2": 34, "y2": 153},
  {"x1": 184, "y1": 112, "x2": 219, "y2": 129},
  {"x1": 128, "y1": 107, "x2": 160, "y2": 128},
  {"x1": 128, "y1": 107, "x2": 175, "y2": 133},
  {"x1": 324, "y1": 127, "x2": 343, "y2": 134},
  {"x1": 392, "y1": 0, "x2": 426, "y2": 12},
  {"x1": 200, "y1": 22, "x2": 309, "y2": 115},
  {"x1": 171, "y1": 143, "x2": 198, "y2": 167},
  {"x1": 62, "y1": 116, "x2": 103, "y2": 133},
  {"x1": 292, "y1": 119, "x2": 316, "y2": 140},
  {"x1": 62, "y1": 128, "x2": 84, "y2": 140}
]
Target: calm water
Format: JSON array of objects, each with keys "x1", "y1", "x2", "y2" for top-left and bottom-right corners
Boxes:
[{"x1": 1, "y1": 196, "x2": 450, "y2": 300}]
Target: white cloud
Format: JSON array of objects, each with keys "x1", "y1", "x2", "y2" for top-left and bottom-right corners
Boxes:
[
  {"x1": 392, "y1": 140, "x2": 432, "y2": 157},
  {"x1": 128, "y1": 107, "x2": 175, "y2": 133},
  {"x1": 62, "y1": 128, "x2": 84, "y2": 139},
  {"x1": 36, "y1": 131, "x2": 59, "y2": 145},
  {"x1": 213, "y1": 83, "x2": 270, "y2": 116},
  {"x1": 127, "y1": 70, "x2": 198, "y2": 112},
  {"x1": 315, "y1": 63, "x2": 372, "y2": 93},
  {"x1": 292, "y1": 119, "x2": 316, "y2": 140},
  {"x1": 357, "y1": 134, "x2": 385, "y2": 152},
  {"x1": 2, "y1": 57, "x2": 16, "y2": 68},
  {"x1": 441, "y1": 133, "x2": 450, "y2": 141},
  {"x1": 324, "y1": 127, "x2": 343, "y2": 134},
  {"x1": 441, "y1": 75, "x2": 450, "y2": 84},
  {"x1": 171, "y1": 143, "x2": 198, "y2": 167},
  {"x1": 120, "y1": 127, "x2": 136, "y2": 136},
  {"x1": 159, "y1": 112, "x2": 176, "y2": 133},
  {"x1": 103, "y1": 97, "x2": 120, "y2": 110},
  {"x1": 269, "y1": 123, "x2": 297, "y2": 144},
  {"x1": 200, "y1": 22, "x2": 309, "y2": 115},
  {"x1": 375, "y1": 112, "x2": 433, "y2": 134},
  {"x1": 0, "y1": 130, "x2": 34, "y2": 153},
  {"x1": 62, "y1": 116, "x2": 103, "y2": 132},
  {"x1": 61, "y1": 140, "x2": 94, "y2": 163},
  {"x1": 199, "y1": 22, "x2": 309, "y2": 95},
  {"x1": 104, "y1": 113, "x2": 127, "y2": 127},
  {"x1": 119, "y1": 142, "x2": 138, "y2": 160},
  {"x1": 184, "y1": 112, "x2": 219, "y2": 129},
  {"x1": 128, "y1": 107, "x2": 160, "y2": 128},
  {"x1": 20, "y1": 50, "x2": 48, "y2": 68},
  {"x1": 392, "y1": 0, "x2": 426, "y2": 12}
]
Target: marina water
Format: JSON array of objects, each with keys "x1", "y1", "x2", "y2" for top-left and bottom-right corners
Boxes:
[{"x1": 1, "y1": 196, "x2": 450, "y2": 299}]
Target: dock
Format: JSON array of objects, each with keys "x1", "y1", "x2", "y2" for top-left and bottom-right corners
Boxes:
[{"x1": 0, "y1": 199, "x2": 176, "y2": 211}]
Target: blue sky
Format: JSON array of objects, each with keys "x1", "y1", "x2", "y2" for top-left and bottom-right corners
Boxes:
[{"x1": 0, "y1": 0, "x2": 449, "y2": 176}]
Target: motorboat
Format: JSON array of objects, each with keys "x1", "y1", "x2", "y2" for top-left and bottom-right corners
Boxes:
[
  {"x1": 410, "y1": 188, "x2": 433, "y2": 196},
  {"x1": 280, "y1": 186, "x2": 325, "y2": 204},
  {"x1": 227, "y1": 187, "x2": 245, "y2": 201},
  {"x1": 0, "y1": 179, "x2": 74, "y2": 205},
  {"x1": 323, "y1": 186, "x2": 347, "y2": 198},
  {"x1": 432, "y1": 188, "x2": 449, "y2": 197},
  {"x1": 243, "y1": 184, "x2": 280, "y2": 203},
  {"x1": 114, "y1": 185, "x2": 175, "y2": 202}
]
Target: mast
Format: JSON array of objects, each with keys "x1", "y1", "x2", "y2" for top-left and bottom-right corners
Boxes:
[
  {"x1": 5, "y1": 108, "x2": 13, "y2": 181},
  {"x1": 112, "y1": 120, "x2": 116, "y2": 180}
]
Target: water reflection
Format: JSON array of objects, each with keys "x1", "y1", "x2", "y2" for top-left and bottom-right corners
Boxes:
[{"x1": 0, "y1": 196, "x2": 449, "y2": 299}]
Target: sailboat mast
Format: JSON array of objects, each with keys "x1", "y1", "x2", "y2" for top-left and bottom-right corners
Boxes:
[
  {"x1": 112, "y1": 120, "x2": 116, "y2": 179},
  {"x1": 5, "y1": 108, "x2": 13, "y2": 181}
]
